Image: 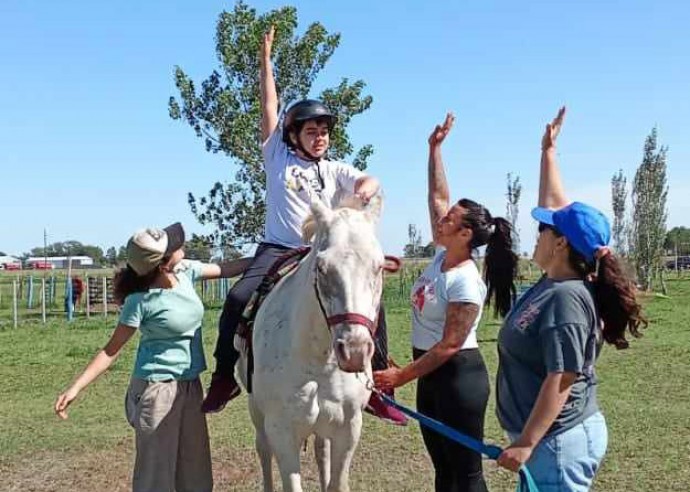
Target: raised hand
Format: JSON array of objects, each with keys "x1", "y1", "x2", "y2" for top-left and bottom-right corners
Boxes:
[
  {"x1": 428, "y1": 112, "x2": 455, "y2": 147},
  {"x1": 261, "y1": 25, "x2": 275, "y2": 59},
  {"x1": 541, "y1": 106, "x2": 566, "y2": 151}
]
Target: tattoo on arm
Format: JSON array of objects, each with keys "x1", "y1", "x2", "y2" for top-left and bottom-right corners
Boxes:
[
  {"x1": 428, "y1": 147, "x2": 450, "y2": 241},
  {"x1": 444, "y1": 302, "x2": 480, "y2": 348},
  {"x1": 403, "y1": 302, "x2": 480, "y2": 382}
]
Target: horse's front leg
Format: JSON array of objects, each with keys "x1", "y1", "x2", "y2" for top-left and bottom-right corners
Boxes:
[
  {"x1": 249, "y1": 400, "x2": 274, "y2": 492},
  {"x1": 256, "y1": 424, "x2": 274, "y2": 492},
  {"x1": 327, "y1": 412, "x2": 362, "y2": 492},
  {"x1": 265, "y1": 417, "x2": 304, "y2": 492},
  {"x1": 314, "y1": 435, "x2": 331, "y2": 491}
]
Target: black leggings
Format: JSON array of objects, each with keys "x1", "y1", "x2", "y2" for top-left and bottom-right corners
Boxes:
[
  {"x1": 414, "y1": 347, "x2": 490, "y2": 492},
  {"x1": 214, "y1": 242, "x2": 390, "y2": 375}
]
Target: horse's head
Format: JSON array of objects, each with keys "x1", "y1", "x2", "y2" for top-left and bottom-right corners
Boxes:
[{"x1": 304, "y1": 194, "x2": 385, "y2": 373}]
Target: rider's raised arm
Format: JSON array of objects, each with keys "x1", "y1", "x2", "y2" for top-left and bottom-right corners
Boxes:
[
  {"x1": 538, "y1": 107, "x2": 570, "y2": 209},
  {"x1": 427, "y1": 113, "x2": 454, "y2": 244},
  {"x1": 260, "y1": 26, "x2": 279, "y2": 144}
]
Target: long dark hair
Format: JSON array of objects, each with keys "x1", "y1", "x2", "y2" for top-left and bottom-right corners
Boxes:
[
  {"x1": 113, "y1": 259, "x2": 168, "y2": 306},
  {"x1": 458, "y1": 198, "x2": 518, "y2": 317},
  {"x1": 565, "y1": 247, "x2": 646, "y2": 349}
]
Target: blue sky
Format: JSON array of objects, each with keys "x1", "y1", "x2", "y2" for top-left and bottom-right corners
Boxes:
[{"x1": 2, "y1": 0, "x2": 689, "y2": 257}]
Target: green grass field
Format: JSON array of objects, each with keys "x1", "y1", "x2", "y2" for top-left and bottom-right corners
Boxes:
[{"x1": 1, "y1": 274, "x2": 688, "y2": 491}]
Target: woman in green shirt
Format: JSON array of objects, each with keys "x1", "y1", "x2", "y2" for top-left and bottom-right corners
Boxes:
[{"x1": 55, "y1": 223, "x2": 249, "y2": 492}]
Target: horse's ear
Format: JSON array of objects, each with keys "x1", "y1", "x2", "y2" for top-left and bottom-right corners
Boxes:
[
  {"x1": 303, "y1": 195, "x2": 334, "y2": 243},
  {"x1": 310, "y1": 195, "x2": 334, "y2": 225},
  {"x1": 364, "y1": 194, "x2": 384, "y2": 224}
]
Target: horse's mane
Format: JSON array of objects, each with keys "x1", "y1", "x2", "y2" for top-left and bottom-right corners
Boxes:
[{"x1": 302, "y1": 194, "x2": 380, "y2": 243}]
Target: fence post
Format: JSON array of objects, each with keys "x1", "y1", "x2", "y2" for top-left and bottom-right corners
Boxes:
[
  {"x1": 66, "y1": 278, "x2": 73, "y2": 322},
  {"x1": 27, "y1": 276, "x2": 34, "y2": 309},
  {"x1": 12, "y1": 280, "x2": 18, "y2": 329},
  {"x1": 85, "y1": 277, "x2": 90, "y2": 319},
  {"x1": 103, "y1": 277, "x2": 108, "y2": 318},
  {"x1": 50, "y1": 276, "x2": 56, "y2": 306},
  {"x1": 41, "y1": 278, "x2": 46, "y2": 324}
]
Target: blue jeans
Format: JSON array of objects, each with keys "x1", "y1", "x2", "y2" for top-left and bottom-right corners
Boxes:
[{"x1": 509, "y1": 412, "x2": 608, "y2": 492}]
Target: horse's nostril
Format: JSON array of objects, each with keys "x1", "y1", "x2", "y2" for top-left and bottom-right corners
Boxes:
[{"x1": 335, "y1": 340, "x2": 349, "y2": 361}]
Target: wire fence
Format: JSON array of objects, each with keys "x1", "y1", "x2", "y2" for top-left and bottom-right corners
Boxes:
[
  {"x1": 0, "y1": 258, "x2": 542, "y2": 329},
  {"x1": 0, "y1": 273, "x2": 237, "y2": 329}
]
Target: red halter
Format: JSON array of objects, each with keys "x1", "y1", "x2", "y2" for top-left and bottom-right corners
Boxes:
[{"x1": 312, "y1": 255, "x2": 401, "y2": 336}]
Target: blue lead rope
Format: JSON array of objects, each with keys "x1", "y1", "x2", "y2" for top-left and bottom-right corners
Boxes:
[{"x1": 378, "y1": 392, "x2": 539, "y2": 492}]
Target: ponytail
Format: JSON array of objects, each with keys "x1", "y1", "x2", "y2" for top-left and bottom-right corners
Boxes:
[
  {"x1": 592, "y1": 253, "x2": 646, "y2": 349},
  {"x1": 484, "y1": 217, "x2": 519, "y2": 317},
  {"x1": 457, "y1": 199, "x2": 518, "y2": 318}
]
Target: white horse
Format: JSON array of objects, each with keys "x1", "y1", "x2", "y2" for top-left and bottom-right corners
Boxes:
[{"x1": 237, "y1": 195, "x2": 385, "y2": 492}]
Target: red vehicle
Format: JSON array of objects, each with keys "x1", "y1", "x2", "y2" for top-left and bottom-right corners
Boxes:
[
  {"x1": 4, "y1": 263, "x2": 21, "y2": 270},
  {"x1": 31, "y1": 261, "x2": 54, "y2": 270}
]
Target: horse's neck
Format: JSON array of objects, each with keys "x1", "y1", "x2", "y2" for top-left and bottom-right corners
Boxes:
[{"x1": 284, "y1": 248, "x2": 334, "y2": 363}]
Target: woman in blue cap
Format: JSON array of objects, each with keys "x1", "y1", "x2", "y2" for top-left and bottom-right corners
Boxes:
[{"x1": 495, "y1": 107, "x2": 646, "y2": 491}]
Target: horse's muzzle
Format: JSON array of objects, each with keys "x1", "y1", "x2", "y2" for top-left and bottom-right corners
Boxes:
[{"x1": 334, "y1": 337, "x2": 374, "y2": 373}]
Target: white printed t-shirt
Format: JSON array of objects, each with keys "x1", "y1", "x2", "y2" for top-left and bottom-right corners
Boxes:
[
  {"x1": 411, "y1": 249, "x2": 487, "y2": 351},
  {"x1": 262, "y1": 128, "x2": 364, "y2": 248}
]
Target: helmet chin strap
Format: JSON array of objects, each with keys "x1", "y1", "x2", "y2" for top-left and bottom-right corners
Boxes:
[
  {"x1": 292, "y1": 135, "x2": 326, "y2": 191},
  {"x1": 294, "y1": 137, "x2": 321, "y2": 162}
]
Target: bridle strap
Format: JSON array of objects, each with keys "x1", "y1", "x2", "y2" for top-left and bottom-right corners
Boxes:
[
  {"x1": 313, "y1": 270, "x2": 378, "y2": 337},
  {"x1": 325, "y1": 313, "x2": 376, "y2": 333},
  {"x1": 311, "y1": 253, "x2": 400, "y2": 338}
]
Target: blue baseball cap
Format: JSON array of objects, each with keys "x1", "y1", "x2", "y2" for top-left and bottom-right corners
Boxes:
[{"x1": 531, "y1": 202, "x2": 611, "y2": 263}]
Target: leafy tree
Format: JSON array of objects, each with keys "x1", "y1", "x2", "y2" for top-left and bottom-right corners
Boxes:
[
  {"x1": 82, "y1": 246, "x2": 106, "y2": 266},
  {"x1": 631, "y1": 128, "x2": 668, "y2": 291},
  {"x1": 664, "y1": 226, "x2": 690, "y2": 255},
  {"x1": 421, "y1": 241, "x2": 436, "y2": 258},
  {"x1": 505, "y1": 172, "x2": 522, "y2": 254},
  {"x1": 611, "y1": 169, "x2": 628, "y2": 255},
  {"x1": 105, "y1": 247, "x2": 118, "y2": 266},
  {"x1": 169, "y1": 2, "x2": 373, "y2": 248},
  {"x1": 185, "y1": 234, "x2": 213, "y2": 262},
  {"x1": 403, "y1": 224, "x2": 423, "y2": 258},
  {"x1": 211, "y1": 244, "x2": 244, "y2": 262},
  {"x1": 28, "y1": 241, "x2": 104, "y2": 264},
  {"x1": 117, "y1": 246, "x2": 127, "y2": 263}
]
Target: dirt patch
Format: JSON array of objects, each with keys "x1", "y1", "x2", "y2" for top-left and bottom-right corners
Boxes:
[{"x1": 0, "y1": 440, "x2": 266, "y2": 492}]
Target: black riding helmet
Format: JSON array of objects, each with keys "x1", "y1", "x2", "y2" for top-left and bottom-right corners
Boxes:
[{"x1": 282, "y1": 99, "x2": 337, "y2": 146}]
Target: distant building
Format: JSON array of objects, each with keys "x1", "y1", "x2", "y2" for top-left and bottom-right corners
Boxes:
[
  {"x1": 25, "y1": 256, "x2": 94, "y2": 269},
  {"x1": 0, "y1": 255, "x2": 22, "y2": 269}
]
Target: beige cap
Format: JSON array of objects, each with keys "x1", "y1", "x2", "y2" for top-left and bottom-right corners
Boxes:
[{"x1": 126, "y1": 222, "x2": 185, "y2": 275}]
